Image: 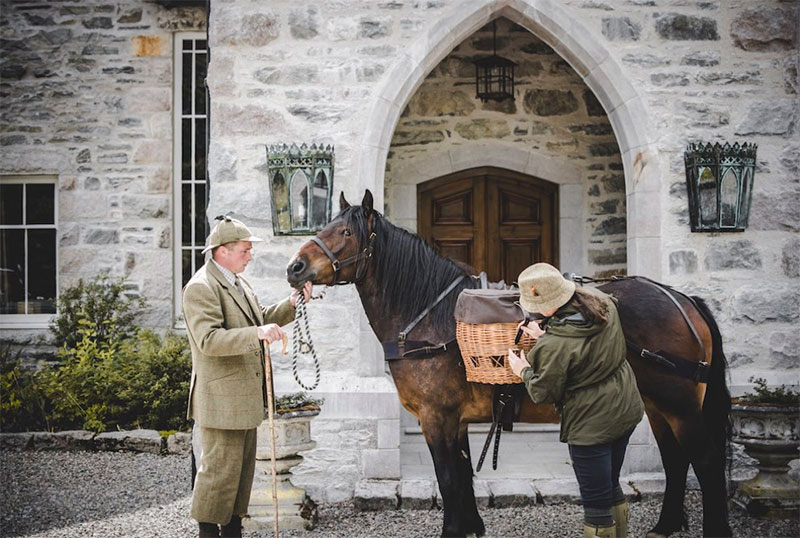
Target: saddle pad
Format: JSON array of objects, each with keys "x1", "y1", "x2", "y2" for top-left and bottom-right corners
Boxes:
[{"x1": 454, "y1": 289, "x2": 525, "y2": 324}]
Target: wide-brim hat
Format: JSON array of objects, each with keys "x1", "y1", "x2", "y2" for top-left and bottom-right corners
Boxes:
[
  {"x1": 518, "y1": 262, "x2": 576, "y2": 314},
  {"x1": 201, "y1": 216, "x2": 263, "y2": 254}
]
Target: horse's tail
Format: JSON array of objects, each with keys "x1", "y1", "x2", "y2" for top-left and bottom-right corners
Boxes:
[{"x1": 692, "y1": 296, "x2": 732, "y2": 473}]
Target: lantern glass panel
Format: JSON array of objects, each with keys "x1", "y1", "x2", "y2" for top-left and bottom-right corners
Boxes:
[
  {"x1": 698, "y1": 167, "x2": 716, "y2": 226},
  {"x1": 290, "y1": 170, "x2": 309, "y2": 229},
  {"x1": 312, "y1": 171, "x2": 328, "y2": 229},
  {"x1": 272, "y1": 172, "x2": 290, "y2": 232},
  {"x1": 719, "y1": 169, "x2": 738, "y2": 228}
]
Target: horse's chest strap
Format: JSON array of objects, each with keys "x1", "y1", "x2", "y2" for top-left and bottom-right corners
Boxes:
[{"x1": 382, "y1": 339, "x2": 453, "y2": 360}]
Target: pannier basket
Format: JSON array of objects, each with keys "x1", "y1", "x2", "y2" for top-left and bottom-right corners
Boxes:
[{"x1": 454, "y1": 289, "x2": 533, "y2": 385}]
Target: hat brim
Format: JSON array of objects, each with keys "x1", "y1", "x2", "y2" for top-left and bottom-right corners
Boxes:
[{"x1": 201, "y1": 235, "x2": 263, "y2": 254}]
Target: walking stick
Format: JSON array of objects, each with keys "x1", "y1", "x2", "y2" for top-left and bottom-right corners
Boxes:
[{"x1": 262, "y1": 340, "x2": 280, "y2": 538}]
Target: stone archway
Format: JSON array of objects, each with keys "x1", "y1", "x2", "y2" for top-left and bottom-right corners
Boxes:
[{"x1": 357, "y1": 0, "x2": 662, "y2": 280}]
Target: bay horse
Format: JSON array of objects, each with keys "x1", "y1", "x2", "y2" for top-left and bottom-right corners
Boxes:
[{"x1": 286, "y1": 190, "x2": 732, "y2": 538}]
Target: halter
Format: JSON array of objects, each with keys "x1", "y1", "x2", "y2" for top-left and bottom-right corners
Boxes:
[{"x1": 310, "y1": 230, "x2": 377, "y2": 285}]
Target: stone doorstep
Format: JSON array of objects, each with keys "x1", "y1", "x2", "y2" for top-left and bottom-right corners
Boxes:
[{"x1": 354, "y1": 476, "x2": 669, "y2": 511}]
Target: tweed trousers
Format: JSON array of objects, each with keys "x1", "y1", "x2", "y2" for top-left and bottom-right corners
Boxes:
[{"x1": 191, "y1": 426, "x2": 257, "y2": 524}]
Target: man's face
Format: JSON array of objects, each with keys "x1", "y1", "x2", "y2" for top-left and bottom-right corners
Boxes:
[{"x1": 215, "y1": 241, "x2": 253, "y2": 274}]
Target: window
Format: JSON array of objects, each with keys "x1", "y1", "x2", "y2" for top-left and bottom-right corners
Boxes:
[
  {"x1": 173, "y1": 33, "x2": 208, "y2": 320},
  {"x1": 0, "y1": 176, "x2": 58, "y2": 325}
]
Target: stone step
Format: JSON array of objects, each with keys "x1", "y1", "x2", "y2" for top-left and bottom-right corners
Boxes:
[{"x1": 353, "y1": 475, "x2": 669, "y2": 511}]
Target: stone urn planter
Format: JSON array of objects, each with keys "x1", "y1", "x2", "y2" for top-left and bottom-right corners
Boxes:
[
  {"x1": 730, "y1": 381, "x2": 800, "y2": 518},
  {"x1": 246, "y1": 394, "x2": 321, "y2": 531}
]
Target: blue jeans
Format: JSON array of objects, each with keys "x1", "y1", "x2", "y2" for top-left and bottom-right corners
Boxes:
[{"x1": 569, "y1": 429, "x2": 634, "y2": 513}]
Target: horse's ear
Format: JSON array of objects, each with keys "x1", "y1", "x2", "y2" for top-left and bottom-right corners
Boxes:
[
  {"x1": 361, "y1": 190, "x2": 373, "y2": 216},
  {"x1": 339, "y1": 191, "x2": 351, "y2": 210}
]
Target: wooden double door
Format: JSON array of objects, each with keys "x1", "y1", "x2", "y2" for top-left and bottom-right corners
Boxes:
[{"x1": 418, "y1": 167, "x2": 558, "y2": 284}]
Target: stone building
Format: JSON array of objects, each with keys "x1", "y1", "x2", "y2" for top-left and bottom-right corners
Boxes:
[{"x1": 1, "y1": 0, "x2": 797, "y2": 502}]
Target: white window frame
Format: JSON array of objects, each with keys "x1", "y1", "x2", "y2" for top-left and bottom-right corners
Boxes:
[
  {"x1": 0, "y1": 175, "x2": 59, "y2": 329},
  {"x1": 173, "y1": 32, "x2": 208, "y2": 327}
]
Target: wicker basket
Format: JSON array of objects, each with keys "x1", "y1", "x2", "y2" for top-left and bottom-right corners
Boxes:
[{"x1": 456, "y1": 321, "x2": 535, "y2": 384}]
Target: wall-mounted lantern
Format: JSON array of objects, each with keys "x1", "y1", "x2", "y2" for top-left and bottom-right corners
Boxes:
[
  {"x1": 474, "y1": 20, "x2": 515, "y2": 103},
  {"x1": 684, "y1": 142, "x2": 757, "y2": 232},
  {"x1": 266, "y1": 143, "x2": 334, "y2": 235}
]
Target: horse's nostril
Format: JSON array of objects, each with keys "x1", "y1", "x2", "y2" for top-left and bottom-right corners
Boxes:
[{"x1": 290, "y1": 260, "x2": 306, "y2": 275}]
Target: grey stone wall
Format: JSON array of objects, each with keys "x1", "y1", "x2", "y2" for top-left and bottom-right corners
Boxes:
[{"x1": 0, "y1": 0, "x2": 206, "y2": 338}]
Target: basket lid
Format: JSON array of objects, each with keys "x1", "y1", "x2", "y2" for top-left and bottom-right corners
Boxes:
[{"x1": 454, "y1": 288, "x2": 525, "y2": 324}]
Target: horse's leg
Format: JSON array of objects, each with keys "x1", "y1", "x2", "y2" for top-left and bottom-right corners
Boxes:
[
  {"x1": 672, "y1": 416, "x2": 732, "y2": 537},
  {"x1": 421, "y1": 411, "x2": 469, "y2": 538},
  {"x1": 644, "y1": 403, "x2": 690, "y2": 537},
  {"x1": 456, "y1": 423, "x2": 485, "y2": 536}
]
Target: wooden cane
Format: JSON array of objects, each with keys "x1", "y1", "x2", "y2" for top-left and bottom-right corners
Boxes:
[{"x1": 262, "y1": 340, "x2": 280, "y2": 538}]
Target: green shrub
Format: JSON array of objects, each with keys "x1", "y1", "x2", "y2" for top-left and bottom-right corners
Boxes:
[
  {"x1": 49, "y1": 273, "x2": 146, "y2": 350},
  {"x1": 37, "y1": 321, "x2": 191, "y2": 432},
  {"x1": 275, "y1": 392, "x2": 324, "y2": 414},
  {"x1": 0, "y1": 342, "x2": 50, "y2": 432},
  {"x1": 737, "y1": 376, "x2": 800, "y2": 407}
]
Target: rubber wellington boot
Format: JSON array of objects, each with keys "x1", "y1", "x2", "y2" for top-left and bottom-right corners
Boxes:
[
  {"x1": 584, "y1": 523, "x2": 617, "y2": 538},
  {"x1": 611, "y1": 501, "x2": 630, "y2": 537}
]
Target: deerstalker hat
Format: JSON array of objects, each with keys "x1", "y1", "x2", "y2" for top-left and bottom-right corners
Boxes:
[
  {"x1": 518, "y1": 263, "x2": 576, "y2": 314},
  {"x1": 201, "y1": 215, "x2": 263, "y2": 254}
]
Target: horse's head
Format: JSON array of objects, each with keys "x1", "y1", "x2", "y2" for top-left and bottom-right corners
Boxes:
[{"x1": 287, "y1": 190, "x2": 377, "y2": 287}]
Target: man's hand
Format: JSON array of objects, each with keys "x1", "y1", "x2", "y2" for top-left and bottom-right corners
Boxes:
[
  {"x1": 517, "y1": 319, "x2": 545, "y2": 340},
  {"x1": 290, "y1": 280, "x2": 313, "y2": 307},
  {"x1": 508, "y1": 348, "x2": 530, "y2": 377},
  {"x1": 257, "y1": 323, "x2": 285, "y2": 344}
]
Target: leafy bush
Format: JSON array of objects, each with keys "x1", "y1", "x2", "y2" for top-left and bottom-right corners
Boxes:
[
  {"x1": 0, "y1": 342, "x2": 50, "y2": 432},
  {"x1": 736, "y1": 376, "x2": 800, "y2": 407},
  {"x1": 2, "y1": 275, "x2": 191, "y2": 433},
  {"x1": 37, "y1": 321, "x2": 191, "y2": 432},
  {"x1": 49, "y1": 273, "x2": 146, "y2": 350},
  {"x1": 275, "y1": 392, "x2": 324, "y2": 414}
]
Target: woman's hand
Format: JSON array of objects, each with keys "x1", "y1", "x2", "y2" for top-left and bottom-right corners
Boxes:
[
  {"x1": 507, "y1": 348, "x2": 530, "y2": 377},
  {"x1": 290, "y1": 280, "x2": 313, "y2": 306},
  {"x1": 517, "y1": 319, "x2": 545, "y2": 340}
]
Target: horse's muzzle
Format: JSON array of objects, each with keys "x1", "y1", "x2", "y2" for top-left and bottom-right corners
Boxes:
[{"x1": 286, "y1": 255, "x2": 314, "y2": 287}]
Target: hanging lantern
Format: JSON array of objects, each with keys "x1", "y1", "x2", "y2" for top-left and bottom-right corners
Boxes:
[
  {"x1": 266, "y1": 143, "x2": 334, "y2": 235},
  {"x1": 474, "y1": 20, "x2": 515, "y2": 103},
  {"x1": 684, "y1": 142, "x2": 757, "y2": 232}
]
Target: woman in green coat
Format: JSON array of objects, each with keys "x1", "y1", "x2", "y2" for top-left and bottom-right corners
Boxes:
[{"x1": 508, "y1": 263, "x2": 645, "y2": 538}]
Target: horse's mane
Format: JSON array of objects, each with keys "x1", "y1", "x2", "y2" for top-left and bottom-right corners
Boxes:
[{"x1": 338, "y1": 205, "x2": 477, "y2": 335}]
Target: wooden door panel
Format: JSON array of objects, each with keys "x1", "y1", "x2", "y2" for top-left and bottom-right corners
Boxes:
[
  {"x1": 433, "y1": 239, "x2": 473, "y2": 267},
  {"x1": 418, "y1": 167, "x2": 556, "y2": 283}
]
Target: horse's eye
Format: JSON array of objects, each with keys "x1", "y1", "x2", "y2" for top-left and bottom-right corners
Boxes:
[{"x1": 342, "y1": 229, "x2": 352, "y2": 237}]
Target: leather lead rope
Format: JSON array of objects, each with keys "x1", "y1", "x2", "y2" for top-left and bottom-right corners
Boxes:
[{"x1": 291, "y1": 292, "x2": 323, "y2": 391}]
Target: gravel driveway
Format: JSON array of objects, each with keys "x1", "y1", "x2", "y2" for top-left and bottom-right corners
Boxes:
[{"x1": 2, "y1": 451, "x2": 797, "y2": 537}]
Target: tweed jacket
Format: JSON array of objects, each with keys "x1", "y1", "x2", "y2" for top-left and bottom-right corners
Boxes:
[{"x1": 183, "y1": 261, "x2": 295, "y2": 430}]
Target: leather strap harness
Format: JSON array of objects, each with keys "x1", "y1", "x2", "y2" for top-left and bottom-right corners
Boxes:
[{"x1": 310, "y1": 232, "x2": 377, "y2": 286}]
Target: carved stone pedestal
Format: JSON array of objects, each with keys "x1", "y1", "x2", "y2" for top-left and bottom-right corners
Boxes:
[
  {"x1": 730, "y1": 404, "x2": 800, "y2": 519},
  {"x1": 245, "y1": 409, "x2": 320, "y2": 531}
]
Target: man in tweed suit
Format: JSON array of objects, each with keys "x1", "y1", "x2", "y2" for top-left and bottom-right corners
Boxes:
[{"x1": 183, "y1": 216, "x2": 312, "y2": 538}]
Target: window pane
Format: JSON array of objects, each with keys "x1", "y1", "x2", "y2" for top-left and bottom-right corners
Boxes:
[
  {"x1": 182, "y1": 249, "x2": 192, "y2": 286},
  {"x1": 26, "y1": 183, "x2": 55, "y2": 225},
  {"x1": 182, "y1": 52, "x2": 192, "y2": 116},
  {"x1": 182, "y1": 118, "x2": 192, "y2": 180},
  {"x1": 0, "y1": 229, "x2": 25, "y2": 314},
  {"x1": 182, "y1": 40, "x2": 192, "y2": 51},
  {"x1": 182, "y1": 183, "x2": 192, "y2": 246},
  {"x1": 196, "y1": 39, "x2": 206, "y2": 50},
  {"x1": 27, "y1": 229, "x2": 56, "y2": 313},
  {"x1": 0, "y1": 184, "x2": 23, "y2": 225},
  {"x1": 194, "y1": 182, "x2": 207, "y2": 246},
  {"x1": 194, "y1": 249, "x2": 204, "y2": 275},
  {"x1": 195, "y1": 51, "x2": 207, "y2": 115},
  {"x1": 195, "y1": 118, "x2": 206, "y2": 180}
]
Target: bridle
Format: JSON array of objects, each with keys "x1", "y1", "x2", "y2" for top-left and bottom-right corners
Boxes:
[{"x1": 310, "y1": 226, "x2": 377, "y2": 285}]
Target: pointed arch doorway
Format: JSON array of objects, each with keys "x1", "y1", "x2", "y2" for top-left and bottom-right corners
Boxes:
[{"x1": 418, "y1": 166, "x2": 558, "y2": 283}]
